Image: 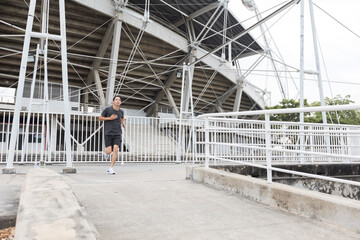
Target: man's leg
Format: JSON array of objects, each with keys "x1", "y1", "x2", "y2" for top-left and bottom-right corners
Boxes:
[
  {"x1": 105, "y1": 146, "x2": 112, "y2": 155},
  {"x1": 103, "y1": 145, "x2": 112, "y2": 161},
  {"x1": 104, "y1": 135, "x2": 112, "y2": 160},
  {"x1": 110, "y1": 145, "x2": 119, "y2": 168}
]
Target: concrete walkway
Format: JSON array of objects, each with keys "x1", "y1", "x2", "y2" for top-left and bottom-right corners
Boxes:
[{"x1": 1, "y1": 164, "x2": 360, "y2": 240}]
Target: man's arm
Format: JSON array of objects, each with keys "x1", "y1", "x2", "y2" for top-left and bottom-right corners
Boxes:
[
  {"x1": 121, "y1": 117, "x2": 125, "y2": 129},
  {"x1": 99, "y1": 114, "x2": 118, "y2": 121}
]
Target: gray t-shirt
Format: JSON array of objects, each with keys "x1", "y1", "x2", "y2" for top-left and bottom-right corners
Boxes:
[{"x1": 101, "y1": 106, "x2": 124, "y2": 135}]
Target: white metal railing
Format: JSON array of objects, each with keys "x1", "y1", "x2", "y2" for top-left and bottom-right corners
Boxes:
[
  {"x1": 197, "y1": 104, "x2": 360, "y2": 187},
  {"x1": 198, "y1": 118, "x2": 360, "y2": 163},
  {"x1": 1, "y1": 104, "x2": 360, "y2": 178},
  {"x1": 0, "y1": 109, "x2": 198, "y2": 164}
]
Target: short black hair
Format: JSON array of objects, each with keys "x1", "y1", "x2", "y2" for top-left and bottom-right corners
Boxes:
[{"x1": 113, "y1": 96, "x2": 121, "y2": 101}]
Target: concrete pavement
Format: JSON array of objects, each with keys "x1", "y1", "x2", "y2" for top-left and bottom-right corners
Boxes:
[{"x1": 1, "y1": 163, "x2": 360, "y2": 239}]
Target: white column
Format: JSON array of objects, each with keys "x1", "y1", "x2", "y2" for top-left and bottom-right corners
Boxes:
[
  {"x1": 228, "y1": 42, "x2": 232, "y2": 62},
  {"x1": 177, "y1": 63, "x2": 187, "y2": 162},
  {"x1": 308, "y1": 0, "x2": 331, "y2": 156},
  {"x1": 5, "y1": 0, "x2": 37, "y2": 172},
  {"x1": 221, "y1": 0, "x2": 228, "y2": 60},
  {"x1": 21, "y1": 45, "x2": 40, "y2": 164},
  {"x1": 265, "y1": 114, "x2": 272, "y2": 183},
  {"x1": 299, "y1": 0, "x2": 305, "y2": 164},
  {"x1": 50, "y1": 115, "x2": 58, "y2": 154},
  {"x1": 41, "y1": 16, "x2": 50, "y2": 164},
  {"x1": 308, "y1": 0, "x2": 327, "y2": 124},
  {"x1": 59, "y1": 0, "x2": 73, "y2": 169},
  {"x1": 204, "y1": 118, "x2": 210, "y2": 169},
  {"x1": 182, "y1": 50, "x2": 196, "y2": 114}
]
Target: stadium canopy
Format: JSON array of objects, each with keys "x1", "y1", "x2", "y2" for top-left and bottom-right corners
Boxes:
[{"x1": 0, "y1": 0, "x2": 266, "y2": 116}]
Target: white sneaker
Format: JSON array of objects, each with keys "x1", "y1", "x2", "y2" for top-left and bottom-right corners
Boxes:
[
  {"x1": 103, "y1": 153, "x2": 109, "y2": 160},
  {"x1": 107, "y1": 168, "x2": 116, "y2": 175}
]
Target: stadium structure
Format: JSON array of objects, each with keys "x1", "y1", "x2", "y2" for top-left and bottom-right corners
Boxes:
[
  {"x1": 0, "y1": 0, "x2": 272, "y2": 114},
  {"x1": 0, "y1": 0, "x2": 301, "y2": 170}
]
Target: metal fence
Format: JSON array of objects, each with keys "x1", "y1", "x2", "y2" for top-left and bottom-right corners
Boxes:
[
  {"x1": 1, "y1": 105, "x2": 360, "y2": 167},
  {"x1": 0, "y1": 109, "x2": 198, "y2": 164},
  {"x1": 199, "y1": 118, "x2": 360, "y2": 163},
  {"x1": 198, "y1": 104, "x2": 360, "y2": 186}
]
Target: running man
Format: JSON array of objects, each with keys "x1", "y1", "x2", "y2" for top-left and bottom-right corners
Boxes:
[{"x1": 99, "y1": 96, "x2": 125, "y2": 174}]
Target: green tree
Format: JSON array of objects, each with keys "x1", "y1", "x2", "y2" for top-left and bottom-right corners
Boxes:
[
  {"x1": 307, "y1": 95, "x2": 360, "y2": 125},
  {"x1": 264, "y1": 95, "x2": 360, "y2": 125},
  {"x1": 262, "y1": 99, "x2": 310, "y2": 122}
]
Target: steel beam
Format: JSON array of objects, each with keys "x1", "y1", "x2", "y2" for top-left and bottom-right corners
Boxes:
[
  {"x1": 251, "y1": 0, "x2": 286, "y2": 99},
  {"x1": 232, "y1": 81, "x2": 244, "y2": 117},
  {"x1": 80, "y1": 18, "x2": 115, "y2": 106},
  {"x1": 195, "y1": 7, "x2": 224, "y2": 45},
  {"x1": 192, "y1": 0, "x2": 301, "y2": 66},
  {"x1": 165, "y1": 88, "x2": 180, "y2": 117},
  {"x1": 86, "y1": 19, "x2": 115, "y2": 77},
  {"x1": 93, "y1": 69, "x2": 106, "y2": 105},
  {"x1": 146, "y1": 70, "x2": 180, "y2": 117},
  {"x1": 207, "y1": 84, "x2": 237, "y2": 113},
  {"x1": 106, "y1": 13, "x2": 123, "y2": 105},
  {"x1": 160, "y1": 0, "x2": 188, "y2": 18},
  {"x1": 30, "y1": 32, "x2": 63, "y2": 41},
  {"x1": 215, "y1": 105, "x2": 224, "y2": 113},
  {"x1": 173, "y1": 1, "x2": 221, "y2": 27},
  {"x1": 84, "y1": 19, "x2": 115, "y2": 101}
]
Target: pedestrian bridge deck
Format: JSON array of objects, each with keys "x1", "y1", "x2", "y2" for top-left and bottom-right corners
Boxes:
[{"x1": 1, "y1": 163, "x2": 359, "y2": 239}]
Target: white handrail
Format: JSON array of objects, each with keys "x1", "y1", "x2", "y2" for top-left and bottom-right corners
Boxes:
[
  {"x1": 198, "y1": 104, "x2": 360, "y2": 118},
  {"x1": 198, "y1": 104, "x2": 360, "y2": 186},
  {"x1": 210, "y1": 156, "x2": 360, "y2": 187}
]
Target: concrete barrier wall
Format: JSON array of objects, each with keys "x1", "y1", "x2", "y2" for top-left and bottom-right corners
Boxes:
[
  {"x1": 15, "y1": 168, "x2": 99, "y2": 240},
  {"x1": 186, "y1": 166, "x2": 360, "y2": 234}
]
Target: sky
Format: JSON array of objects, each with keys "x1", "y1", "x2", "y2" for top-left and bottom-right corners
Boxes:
[{"x1": 229, "y1": 0, "x2": 360, "y2": 106}]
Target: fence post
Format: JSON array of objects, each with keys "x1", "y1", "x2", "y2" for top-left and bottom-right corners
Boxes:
[
  {"x1": 309, "y1": 126, "x2": 314, "y2": 162},
  {"x1": 265, "y1": 114, "x2": 272, "y2": 183},
  {"x1": 205, "y1": 118, "x2": 210, "y2": 169}
]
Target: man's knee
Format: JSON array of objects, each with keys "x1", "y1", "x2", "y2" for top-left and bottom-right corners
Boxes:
[
  {"x1": 105, "y1": 147, "x2": 112, "y2": 154},
  {"x1": 113, "y1": 145, "x2": 119, "y2": 154}
]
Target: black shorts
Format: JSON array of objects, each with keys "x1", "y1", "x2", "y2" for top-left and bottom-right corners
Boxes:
[{"x1": 105, "y1": 135, "x2": 121, "y2": 148}]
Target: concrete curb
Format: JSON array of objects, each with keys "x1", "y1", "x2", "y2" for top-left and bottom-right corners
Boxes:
[
  {"x1": 186, "y1": 165, "x2": 360, "y2": 234},
  {"x1": 14, "y1": 168, "x2": 99, "y2": 240},
  {"x1": 0, "y1": 185, "x2": 20, "y2": 229}
]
